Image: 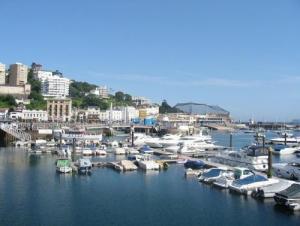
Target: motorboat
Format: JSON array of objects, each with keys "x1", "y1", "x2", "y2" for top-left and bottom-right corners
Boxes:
[
  {"x1": 113, "y1": 147, "x2": 126, "y2": 155},
  {"x1": 184, "y1": 159, "x2": 205, "y2": 169},
  {"x1": 270, "y1": 133, "x2": 300, "y2": 145},
  {"x1": 273, "y1": 162, "x2": 300, "y2": 180},
  {"x1": 92, "y1": 148, "x2": 107, "y2": 155},
  {"x1": 125, "y1": 147, "x2": 140, "y2": 155},
  {"x1": 271, "y1": 144, "x2": 300, "y2": 155},
  {"x1": 110, "y1": 140, "x2": 119, "y2": 148},
  {"x1": 56, "y1": 158, "x2": 72, "y2": 173},
  {"x1": 129, "y1": 133, "x2": 153, "y2": 146},
  {"x1": 82, "y1": 148, "x2": 93, "y2": 156},
  {"x1": 199, "y1": 167, "x2": 233, "y2": 183},
  {"x1": 253, "y1": 180, "x2": 294, "y2": 199},
  {"x1": 229, "y1": 174, "x2": 279, "y2": 195},
  {"x1": 77, "y1": 158, "x2": 92, "y2": 174},
  {"x1": 137, "y1": 154, "x2": 159, "y2": 170},
  {"x1": 214, "y1": 145, "x2": 269, "y2": 171},
  {"x1": 139, "y1": 145, "x2": 154, "y2": 154},
  {"x1": 213, "y1": 167, "x2": 254, "y2": 189},
  {"x1": 274, "y1": 183, "x2": 300, "y2": 211}
]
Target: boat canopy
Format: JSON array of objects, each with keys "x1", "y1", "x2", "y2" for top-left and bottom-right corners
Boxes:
[
  {"x1": 202, "y1": 168, "x2": 223, "y2": 178},
  {"x1": 56, "y1": 159, "x2": 70, "y2": 167},
  {"x1": 276, "y1": 184, "x2": 300, "y2": 199},
  {"x1": 233, "y1": 175, "x2": 267, "y2": 186}
]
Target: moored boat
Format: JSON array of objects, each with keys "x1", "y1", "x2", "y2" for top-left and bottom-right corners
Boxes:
[
  {"x1": 56, "y1": 158, "x2": 72, "y2": 173},
  {"x1": 274, "y1": 183, "x2": 300, "y2": 211}
]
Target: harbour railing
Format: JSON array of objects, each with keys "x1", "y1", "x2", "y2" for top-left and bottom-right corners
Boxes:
[{"x1": 0, "y1": 123, "x2": 31, "y2": 141}]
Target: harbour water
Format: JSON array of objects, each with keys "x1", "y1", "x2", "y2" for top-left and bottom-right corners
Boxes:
[{"x1": 0, "y1": 132, "x2": 300, "y2": 226}]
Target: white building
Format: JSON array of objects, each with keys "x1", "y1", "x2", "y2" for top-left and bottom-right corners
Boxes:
[
  {"x1": 90, "y1": 86, "x2": 109, "y2": 99},
  {"x1": 132, "y1": 96, "x2": 151, "y2": 106},
  {"x1": 21, "y1": 110, "x2": 48, "y2": 122},
  {"x1": 0, "y1": 63, "x2": 6, "y2": 85},
  {"x1": 122, "y1": 106, "x2": 139, "y2": 123},
  {"x1": 34, "y1": 70, "x2": 70, "y2": 97}
]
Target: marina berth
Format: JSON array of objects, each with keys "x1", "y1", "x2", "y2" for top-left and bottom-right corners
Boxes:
[
  {"x1": 213, "y1": 167, "x2": 254, "y2": 189},
  {"x1": 228, "y1": 174, "x2": 279, "y2": 195},
  {"x1": 273, "y1": 162, "x2": 300, "y2": 180},
  {"x1": 56, "y1": 158, "x2": 72, "y2": 173},
  {"x1": 76, "y1": 158, "x2": 92, "y2": 174},
  {"x1": 137, "y1": 154, "x2": 160, "y2": 170},
  {"x1": 253, "y1": 180, "x2": 294, "y2": 199},
  {"x1": 274, "y1": 183, "x2": 300, "y2": 211}
]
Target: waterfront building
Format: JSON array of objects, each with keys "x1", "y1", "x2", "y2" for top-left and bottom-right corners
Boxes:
[
  {"x1": 122, "y1": 106, "x2": 139, "y2": 123},
  {"x1": 0, "y1": 63, "x2": 5, "y2": 85},
  {"x1": 138, "y1": 106, "x2": 159, "y2": 118},
  {"x1": 47, "y1": 98, "x2": 72, "y2": 122},
  {"x1": 174, "y1": 102, "x2": 231, "y2": 125},
  {"x1": 90, "y1": 86, "x2": 109, "y2": 99},
  {"x1": 8, "y1": 63, "x2": 28, "y2": 86},
  {"x1": 20, "y1": 110, "x2": 48, "y2": 122}
]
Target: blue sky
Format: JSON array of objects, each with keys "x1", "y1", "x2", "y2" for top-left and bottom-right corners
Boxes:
[{"x1": 1, "y1": 0, "x2": 300, "y2": 121}]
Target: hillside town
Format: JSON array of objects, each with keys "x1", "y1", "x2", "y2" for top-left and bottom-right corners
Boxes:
[{"x1": 0, "y1": 62, "x2": 231, "y2": 128}]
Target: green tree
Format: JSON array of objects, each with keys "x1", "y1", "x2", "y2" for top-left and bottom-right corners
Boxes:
[{"x1": 115, "y1": 91, "x2": 125, "y2": 102}]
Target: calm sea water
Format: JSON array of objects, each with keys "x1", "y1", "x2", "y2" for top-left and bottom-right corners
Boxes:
[{"x1": 0, "y1": 132, "x2": 300, "y2": 226}]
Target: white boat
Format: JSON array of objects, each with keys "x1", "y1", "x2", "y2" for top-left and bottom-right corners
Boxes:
[
  {"x1": 214, "y1": 145, "x2": 269, "y2": 171},
  {"x1": 110, "y1": 140, "x2": 119, "y2": 148},
  {"x1": 55, "y1": 128, "x2": 103, "y2": 142},
  {"x1": 213, "y1": 167, "x2": 254, "y2": 188},
  {"x1": 125, "y1": 147, "x2": 140, "y2": 155},
  {"x1": 199, "y1": 167, "x2": 233, "y2": 183},
  {"x1": 270, "y1": 133, "x2": 300, "y2": 145},
  {"x1": 273, "y1": 162, "x2": 300, "y2": 180},
  {"x1": 56, "y1": 158, "x2": 72, "y2": 173},
  {"x1": 274, "y1": 183, "x2": 300, "y2": 211},
  {"x1": 82, "y1": 148, "x2": 93, "y2": 156},
  {"x1": 229, "y1": 174, "x2": 279, "y2": 195},
  {"x1": 145, "y1": 134, "x2": 180, "y2": 148},
  {"x1": 271, "y1": 144, "x2": 300, "y2": 155},
  {"x1": 253, "y1": 180, "x2": 294, "y2": 198},
  {"x1": 137, "y1": 154, "x2": 159, "y2": 170},
  {"x1": 77, "y1": 158, "x2": 92, "y2": 173},
  {"x1": 114, "y1": 147, "x2": 126, "y2": 155},
  {"x1": 92, "y1": 148, "x2": 107, "y2": 155}
]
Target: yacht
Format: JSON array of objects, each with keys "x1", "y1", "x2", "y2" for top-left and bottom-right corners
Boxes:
[
  {"x1": 137, "y1": 154, "x2": 159, "y2": 170},
  {"x1": 270, "y1": 133, "x2": 300, "y2": 145},
  {"x1": 274, "y1": 183, "x2": 300, "y2": 211},
  {"x1": 271, "y1": 144, "x2": 300, "y2": 155},
  {"x1": 77, "y1": 158, "x2": 92, "y2": 174},
  {"x1": 56, "y1": 158, "x2": 72, "y2": 173},
  {"x1": 214, "y1": 145, "x2": 269, "y2": 171},
  {"x1": 229, "y1": 174, "x2": 279, "y2": 195},
  {"x1": 92, "y1": 148, "x2": 107, "y2": 155},
  {"x1": 199, "y1": 167, "x2": 233, "y2": 183},
  {"x1": 213, "y1": 167, "x2": 254, "y2": 188},
  {"x1": 273, "y1": 162, "x2": 300, "y2": 180}
]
